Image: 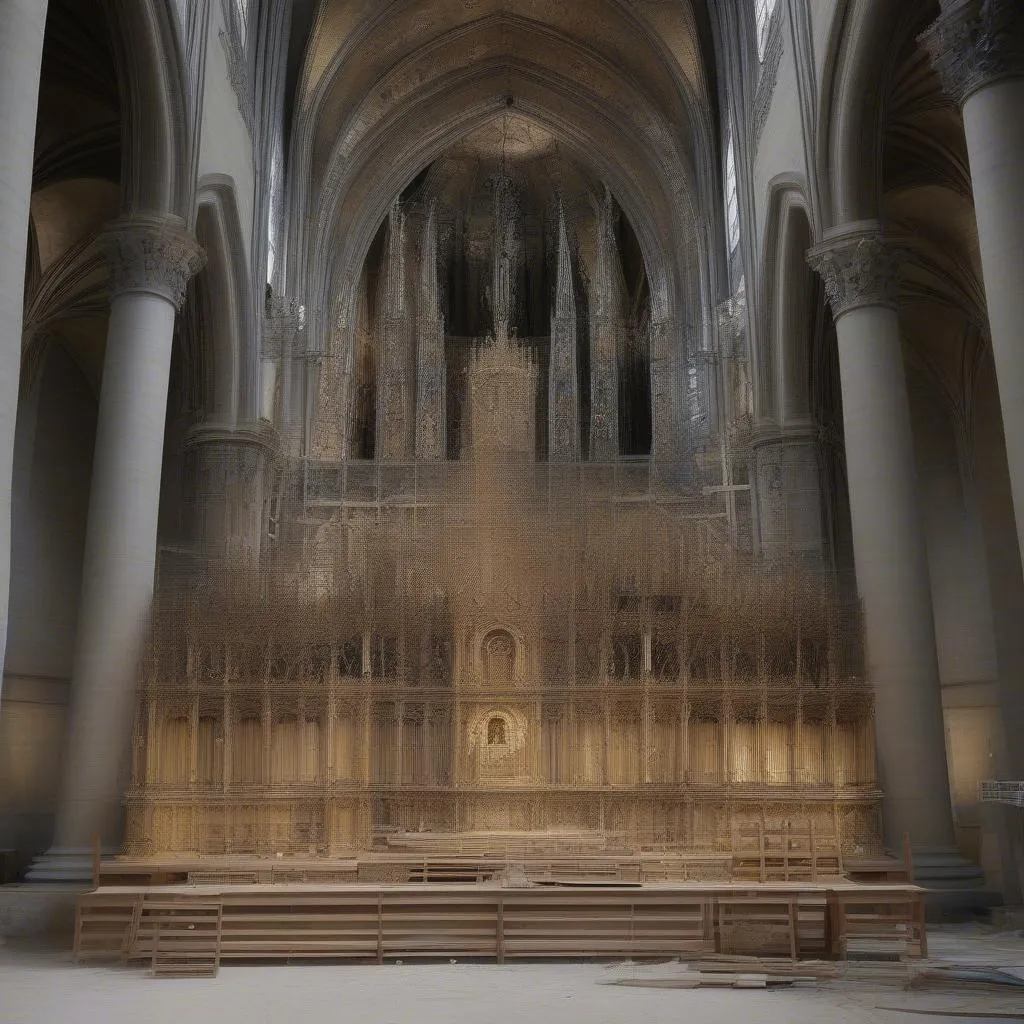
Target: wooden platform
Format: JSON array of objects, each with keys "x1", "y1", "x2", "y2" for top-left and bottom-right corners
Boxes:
[
  {"x1": 95, "y1": 851, "x2": 735, "y2": 887},
  {"x1": 74, "y1": 879, "x2": 926, "y2": 969}
]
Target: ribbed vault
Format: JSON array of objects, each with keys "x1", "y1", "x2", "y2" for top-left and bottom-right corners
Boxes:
[{"x1": 286, "y1": 0, "x2": 720, "y2": 359}]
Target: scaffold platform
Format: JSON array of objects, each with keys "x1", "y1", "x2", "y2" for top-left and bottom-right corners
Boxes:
[{"x1": 981, "y1": 781, "x2": 1024, "y2": 808}]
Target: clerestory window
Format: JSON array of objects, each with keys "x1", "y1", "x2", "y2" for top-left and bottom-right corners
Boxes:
[
  {"x1": 231, "y1": 0, "x2": 250, "y2": 50},
  {"x1": 725, "y1": 129, "x2": 740, "y2": 255},
  {"x1": 755, "y1": 0, "x2": 779, "y2": 61}
]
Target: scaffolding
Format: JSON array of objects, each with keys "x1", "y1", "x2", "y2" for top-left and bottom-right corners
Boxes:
[
  {"x1": 126, "y1": 313, "x2": 881, "y2": 875},
  {"x1": 127, "y1": 459, "x2": 879, "y2": 868},
  {"x1": 981, "y1": 781, "x2": 1024, "y2": 808}
]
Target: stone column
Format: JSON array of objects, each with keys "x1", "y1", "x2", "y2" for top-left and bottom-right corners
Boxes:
[
  {"x1": 751, "y1": 425, "x2": 826, "y2": 563},
  {"x1": 183, "y1": 422, "x2": 276, "y2": 567},
  {"x1": 807, "y1": 224, "x2": 956, "y2": 854},
  {"x1": 28, "y1": 215, "x2": 204, "y2": 880},
  {"x1": 922, "y1": 0, "x2": 1024, "y2": 561},
  {"x1": 262, "y1": 294, "x2": 302, "y2": 428},
  {"x1": 377, "y1": 204, "x2": 412, "y2": 461},
  {"x1": 650, "y1": 317, "x2": 691, "y2": 491},
  {"x1": 0, "y1": 0, "x2": 49, "y2": 689}
]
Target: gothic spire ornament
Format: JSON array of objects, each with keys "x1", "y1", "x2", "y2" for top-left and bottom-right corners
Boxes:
[
  {"x1": 589, "y1": 187, "x2": 625, "y2": 460},
  {"x1": 548, "y1": 204, "x2": 580, "y2": 462},
  {"x1": 416, "y1": 200, "x2": 446, "y2": 461}
]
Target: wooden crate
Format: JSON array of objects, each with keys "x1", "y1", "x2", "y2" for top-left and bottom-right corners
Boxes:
[
  {"x1": 146, "y1": 901, "x2": 222, "y2": 978},
  {"x1": 74, "y1": 893, "x2": 142, "y2": 963},
  {"x1": 827, "y1": 889, "x2": 926, "y2": 959}
]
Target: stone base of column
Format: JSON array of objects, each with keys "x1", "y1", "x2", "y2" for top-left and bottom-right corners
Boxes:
[
  {"x1": 751, "y1": 423, "x2": 826, "y2": 562},
  {"x1": 183, "y1": 421, "x2": 277, "y2": 566},
  {"x1": 909, "y1": 847, "x2": 1002, "y2": 920},
  {"x1": 24, "y1": 847, "x2": 116, "y2": 884}
]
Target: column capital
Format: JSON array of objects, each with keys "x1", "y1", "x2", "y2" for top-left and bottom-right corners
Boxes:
[
  {"x1": 100, "y1": 215, "x2": 206, "y2": 309},
  {"x1": 920, "y1": 0, "x2": 1024, "y2": 107},
  {"x1": 183, "y1": 420, "x2": 279, "y2": 456},
  {"x1": 806, "y1": 224, "x2": 906, "y2": 319}
]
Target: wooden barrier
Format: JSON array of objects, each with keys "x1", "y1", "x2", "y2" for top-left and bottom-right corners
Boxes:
[
  {"x1": 145, "y1": 901, "x2": 222, "y2": 978},
  {"x1": 74, "y1": 880, "x2": 925, "y2": 970},
  {"x1": 826, "y1": 888, "x2": 926, "y2": 959}
]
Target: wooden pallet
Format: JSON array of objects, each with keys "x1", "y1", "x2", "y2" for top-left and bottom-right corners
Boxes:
[
  {"x1": 827, "y1": 889, "x2": 926, "y2": 959},
  {"x1": 499, "y1": 891, "x2": 713, "y2": 960},
  {"x1": 216, "y1": 892, "x2": 381, "y2": 959},
  {"x1": 145, "y1": 900, "x2": 223, "y2": 978},
  {"x1": 715, "y1": 895, "x2": 809, "y2": 959},
  {"x1": 732, "y1": 822, "x2": 843, "y2": 883},
  {"x1": 73, "y1": 893, "x2": 142, "y2": 963}
]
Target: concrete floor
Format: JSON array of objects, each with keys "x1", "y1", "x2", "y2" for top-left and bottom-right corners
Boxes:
[{"x1": 1, "y1": 927, "x2": 1022, "y2": 1024}]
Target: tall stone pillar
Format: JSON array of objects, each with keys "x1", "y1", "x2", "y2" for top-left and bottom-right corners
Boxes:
[
  {"x1": 0, "y1": 0, "x2": 49, "y2": 689},
  {"x1": 650, "y1": 317, "x2": 689, "y2": 491},
  {"x1": 262, "y1": 294, "x2": 302, "y2": 429},
  {"x1": 751, "y1": 425, "x2": 826, "y2": 563},
  {"x1": 29, "y1": 216, "x2": 204, "y2": 880},
  {"x1": 807, "y1": 224, "x2": 956, "y2": 855},
  {"x1": 922, "y1": 0, "x2": 1024, "y2": 563},
  {"x1": 377, "y1": 203, "x2": 412, "y2": 461},
  {"x1": 184, "y1": 423, "x2": 276, "y2": 567}
]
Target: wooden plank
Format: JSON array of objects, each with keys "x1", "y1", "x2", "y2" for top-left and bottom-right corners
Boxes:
[{"x1": 75, "y1": 880, "x2": 925, "y2": 965}]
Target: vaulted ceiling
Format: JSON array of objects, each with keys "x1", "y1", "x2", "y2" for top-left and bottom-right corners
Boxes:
[
  {"x1": 880, "y1": 1, "x2": 988, "y2": 423},
  {"x1": 285, "y1": 0, "x2": 721, "y2": 329}
]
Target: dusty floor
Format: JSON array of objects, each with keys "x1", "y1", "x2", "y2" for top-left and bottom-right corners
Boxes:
[{"x1": 1, "y1": 926, "x2": 1022, "y2": 1024}]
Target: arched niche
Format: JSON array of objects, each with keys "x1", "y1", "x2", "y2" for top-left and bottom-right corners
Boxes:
[
  {"x1": 756, "y1": 179, "x2": 820, "y2": 427},
  {"x1": 473, "y1": 625, "x2": 528, "y2": 686},
  {"x1": 486, "y1": 715, "x2": 508, "y2": 746},
  {"x1": 192, "y1": 177, "x2": 258, "y2": 425},
  {"x1": 467, "y1": 706, "x2": 530, "y2": 785},
  {"x1": 777, "y1": 204, "x2": 816, "y2": 427},
  {"x1": 482, "y1": 630, "x2": 517, "y2": 686}
]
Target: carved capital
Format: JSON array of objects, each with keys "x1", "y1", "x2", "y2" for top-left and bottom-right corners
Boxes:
[
  {"x1": 920, "y1": 0, "x2": 1024, "y2": 107},
  {"x1": 101, "y1": 216, "x2": 206, "y2": 308},
  {"x1": 806, "y1": 226, "x2": 906, "y2": 319}
]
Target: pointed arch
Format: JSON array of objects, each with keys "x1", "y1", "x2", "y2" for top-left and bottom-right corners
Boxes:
[
  {"x1": 756, "y1": 176, "x2": 818, "y2": 426},
  {"x1": 193, "y1": 176, "x2": 258, "y2": 424},
  {"x1": 817, "y1": 0, "x2": 905, "y2": 224},
  {"x1": 106, "y1": 0, "x2": 191, "y2": 216}
]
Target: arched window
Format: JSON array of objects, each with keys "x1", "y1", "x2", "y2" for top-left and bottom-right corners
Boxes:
[
  {"x1": 231, "y1": 0, "x2": 250, "y2": 50},
  {"x1": 266, "y1": 131, "x2": 284, "y2": 285},
  {"x1": 725, "y1": 128, "x2": 740, "y2": 255},
  {"x1": 755, "y1": 0, "x2": 779, "y2": 60},
  {"x1": 611, "y1": 634, "x2": 642, "y2": 680},
  {"x1": 483, "y1": 630, "x2": 516, "y2": 683},
  {"x1": 487, "y1": 716, "x2": 507, "y2": 745}
]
